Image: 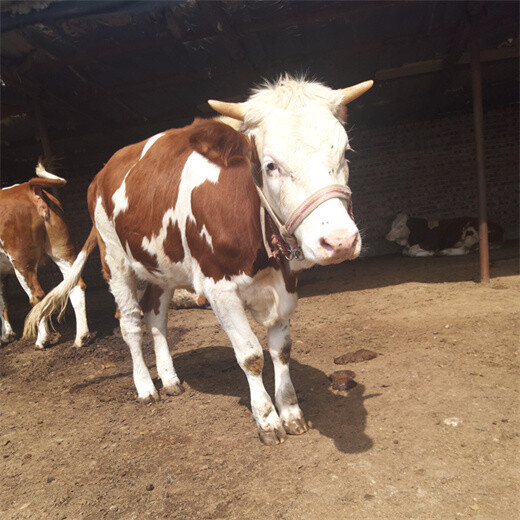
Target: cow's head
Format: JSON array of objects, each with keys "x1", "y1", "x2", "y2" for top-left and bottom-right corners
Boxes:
[
  {"x1": 208, "y1": 77, "x2": 372, "y2": 266},
  {"x1": 386, "y1": 213, "x2": 410, "y2": 245}
]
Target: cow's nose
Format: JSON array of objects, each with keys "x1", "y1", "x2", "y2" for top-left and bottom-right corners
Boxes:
[{"x1": 319, "y1": 229, "x2": 359, "y2": 261}]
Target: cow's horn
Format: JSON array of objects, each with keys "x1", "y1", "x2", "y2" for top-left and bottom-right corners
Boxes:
[
  {"x1": 340, "y1": 80, "x2": 374, "y2": 104},
  {"x1": 208, "y1": 100, "x2": 245, "y2": 121}
]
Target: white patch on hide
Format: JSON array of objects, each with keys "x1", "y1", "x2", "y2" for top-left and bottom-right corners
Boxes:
[
  {"x1": 140, "y1": 133, "x2": 165, "y2": 160},
  {"x1": 111, "y1": 166, "x2": 134, "y2": 218},
  {"x1": 199, "y1": 224, "x2": 213, "y2": 251}
]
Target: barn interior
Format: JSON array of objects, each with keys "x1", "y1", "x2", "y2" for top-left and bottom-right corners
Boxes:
[
  {"x1": 1, "y1": 0, "x2": 519, "y2": 277},
  {"x1": 2, "y1": 4, "x2": 520, "y2": 518}
]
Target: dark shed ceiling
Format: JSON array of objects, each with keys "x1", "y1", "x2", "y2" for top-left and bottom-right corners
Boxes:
[{"x1": 0, "y1": 1, "x2": 518, "y2": 183}]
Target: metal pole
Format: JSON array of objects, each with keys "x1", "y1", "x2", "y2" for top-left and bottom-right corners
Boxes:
[{"x1": 469, "y1": 28, "x2": 490, "y2": 283}]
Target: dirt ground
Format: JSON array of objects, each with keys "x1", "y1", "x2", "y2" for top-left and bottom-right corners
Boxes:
[{"x1": 1, "y1": 244, "x2": 519, "y2": 520}]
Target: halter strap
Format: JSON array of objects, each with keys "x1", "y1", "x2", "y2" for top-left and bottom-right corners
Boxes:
[{"x1": 255, "y1": 184, "x2": 352, "y2": 261}]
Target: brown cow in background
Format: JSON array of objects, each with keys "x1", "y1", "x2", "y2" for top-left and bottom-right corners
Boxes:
[{"x1": 0, "y1": 164, "x2": 89, "y2": 349}]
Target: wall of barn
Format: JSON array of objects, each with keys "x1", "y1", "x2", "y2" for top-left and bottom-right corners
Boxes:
[
  {"x1": 349, "y1": 104, "x2": 519, "y2": 256},
  {"x1": 13, "y1": 103, "x2": 519, "y2": 299}
]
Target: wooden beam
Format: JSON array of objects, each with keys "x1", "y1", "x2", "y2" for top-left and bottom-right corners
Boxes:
[{"x1": 375, "y1": 46, "x2": 518, "y2": 81}]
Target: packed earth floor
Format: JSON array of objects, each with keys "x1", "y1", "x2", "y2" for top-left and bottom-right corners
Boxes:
[{"x1": 1, "y1": 244, "x2": 519, "y2": 520}]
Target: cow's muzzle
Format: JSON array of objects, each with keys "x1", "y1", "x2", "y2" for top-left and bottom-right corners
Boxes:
[{"x1": 318, "y1": 229, "x2": 361, "y2": 264}]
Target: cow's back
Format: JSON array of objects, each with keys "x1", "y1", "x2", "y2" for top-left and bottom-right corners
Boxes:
[{"x1": 88, "y1": 119, "x2": 269, "y2": 281}]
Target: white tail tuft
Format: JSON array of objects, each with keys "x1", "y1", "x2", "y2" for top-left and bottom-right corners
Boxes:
[
  {"x1": 35, "y1": 161, "x2": 67, "y2": 183},
  {"x1": 23, "y1": 250, "x2": 88, "y2": 339}
]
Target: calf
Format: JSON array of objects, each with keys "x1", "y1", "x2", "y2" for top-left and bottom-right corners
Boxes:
[
  {"x1": 386, "y1": 213, "x2": 504, "y2": 256},
  {"x1": 25, "y1": 77, "x2": 372, "y2": 444},
  {"x1": 0, "y1": 164, "x2": 89, "y2": 348}
]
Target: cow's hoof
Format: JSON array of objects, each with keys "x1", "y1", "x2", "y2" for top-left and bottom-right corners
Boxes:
[
  {"x1": 258, "y1": 425, "x2": 287, "y2": 446},
  {"x1": 139, "y1": 391, "x2": 160, "y2": 404},
  {"x1": 283, "y1": 416, "x2": 309, "y2": 435},
  {"x1": 163, "y1": 382, "x2": 185, "y2": 396},
  {"x1": 1, "y1": 331, "x2": 16, "y2": 344},
  {"x1": 74, "y1": 333, "x2": 92, "y2": 348},
  {"x1": 34, "y1": 343, "x2": 47, "y2": 350}
]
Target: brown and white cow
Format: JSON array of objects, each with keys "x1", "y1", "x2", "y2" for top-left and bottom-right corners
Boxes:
[
  {"x1": 25, "y1": 77, "x2": 372, "y2": 444},
  {"x1": 0, "y1": 164, "x2": 89, "y2": 349}
]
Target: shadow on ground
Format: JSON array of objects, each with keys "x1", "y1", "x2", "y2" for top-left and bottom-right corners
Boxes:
[{"x1": 173, "y1": 345, "x2": 376, "y2": 454}]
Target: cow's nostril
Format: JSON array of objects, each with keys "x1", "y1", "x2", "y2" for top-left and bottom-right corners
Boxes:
[{"x1": 320, "y1": 237, "x2": 335, "y2": 252}]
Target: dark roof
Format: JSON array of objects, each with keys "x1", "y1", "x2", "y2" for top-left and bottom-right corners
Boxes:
[{"x1": 1, "y1": 0, "x2": 518, "y2": 180}]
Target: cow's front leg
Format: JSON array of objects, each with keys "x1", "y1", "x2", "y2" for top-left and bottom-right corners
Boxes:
[
  {"x1": 208, "y1": 284, "x2": 286, "y2": 445},
  {"x1": 268, "y1": 320, "x2": 308, "y2": 435}
]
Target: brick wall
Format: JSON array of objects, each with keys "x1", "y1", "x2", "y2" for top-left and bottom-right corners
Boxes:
[
  {"x1": 348, "y1": 104, "x2": 519, "y2": 255},
  {"x1": 31, "y1": 104, "x2": 519, "y2": 292}
]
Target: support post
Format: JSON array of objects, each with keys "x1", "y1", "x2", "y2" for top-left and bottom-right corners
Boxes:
[{"x1": 469, "y1": 29, "x2": 490, "y2": 283}]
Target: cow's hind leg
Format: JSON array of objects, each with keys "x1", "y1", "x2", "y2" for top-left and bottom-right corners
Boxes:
[
  {"x1": 12, "y1": 267, "x2": 49, "y2": 349},
  {"x1": 141, "y1": 283, "x2": 184, "y2": 396},
  {"x1": 207, "y1": 283, "x2": 286, "y2": 445},
  {"x1": 0, "y1": 276, "x2": 16, "y2": 343},
  {"x1": 106, "y1": 258, "x2": 158, "y2": 402},
  {"x1": 268, "y1": 319, "x2": 308, "y2": 435},
  {"x1": 48, "y1": 254, "x2": 90, "y2": 347}
]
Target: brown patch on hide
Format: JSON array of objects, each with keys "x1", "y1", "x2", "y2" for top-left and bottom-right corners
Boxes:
[
  {"x1": 187, "y1": 152, "x2": 264, "y2": 281},
  {"x1": 190, "y1": 118, "x2": 251, "y2": 167},
  {"x1": 96, "y1": 232, "x2": 111, "y2": 282},
  {"x1": 139, "y1": 284, "x2": 163, "y2": 316},
  {"x1": 279, "y1": 336, "x2": 292, "y2": 365},
  {"x1": 244, "y1": 355, "x2": 264, "y2": 376},
  {"x1": 164, "y1": 222, "x2": 184, "y2": 264}
]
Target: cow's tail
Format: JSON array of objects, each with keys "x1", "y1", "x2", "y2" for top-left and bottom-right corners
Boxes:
[
  {"x1": 30, "y1": 162, "x2": 67, "y2": 189},
  {"x1": 23, "y1": 226, "x2": 98, "y2": 339},
  {"x1": 35, "y1": 161, "x2": 67, "y2": 182}
]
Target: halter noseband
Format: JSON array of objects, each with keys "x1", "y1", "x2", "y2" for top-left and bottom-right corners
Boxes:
[{"x1": 255, "y1": 183, "x2": 353, "y2": 261}]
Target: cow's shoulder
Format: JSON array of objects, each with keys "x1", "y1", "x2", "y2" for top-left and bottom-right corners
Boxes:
[{"x1": 188, "y1": 118, "x2": 251, "y2": 167}]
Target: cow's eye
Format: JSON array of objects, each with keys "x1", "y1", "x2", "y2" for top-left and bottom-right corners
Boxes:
[
  {"x1": 264, "y1": 161, "x2": 280, "y2": 175},
  {"x1": 344, "y1": 145, "x2": 352, "y2": 160}
]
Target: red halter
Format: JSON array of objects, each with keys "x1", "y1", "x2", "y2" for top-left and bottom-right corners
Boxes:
[{"x1": 256, "y1": 184, "x2": 353, "y2": 261}]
